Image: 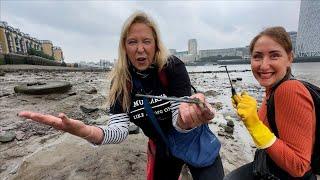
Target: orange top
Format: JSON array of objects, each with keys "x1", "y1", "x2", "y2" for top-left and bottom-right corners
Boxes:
[{"x1": 258, "y1": 80, "x2": 316, "y2": 177}]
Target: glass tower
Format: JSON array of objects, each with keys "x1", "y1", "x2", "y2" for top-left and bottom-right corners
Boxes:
[{"x1": 296, "y1": 0, "x2": 320, "y2": 57}]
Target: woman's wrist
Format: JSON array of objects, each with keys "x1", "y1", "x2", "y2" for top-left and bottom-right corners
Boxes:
[
  {"x1": 81, "y1": 125, "x2": 93, "y2": 140},
  {"x1": 80, "y1": 125, "x2": 104, "y2": 144},
  {"x1": 177, "y1": 116, "x2": 191, "y2": 130}
]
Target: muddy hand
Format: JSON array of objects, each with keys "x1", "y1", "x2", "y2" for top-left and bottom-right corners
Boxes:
[
  {"x1": 178, "y1": 93, "x2": 215, "y2": 129},
  {"x1": 195, "y1": 97, "x2": 215, "y2": 119}
]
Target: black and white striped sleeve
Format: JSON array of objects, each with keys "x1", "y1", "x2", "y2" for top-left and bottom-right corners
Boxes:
[{"x1": 98, "y1": 113, "x2": 130, "y2": 144}]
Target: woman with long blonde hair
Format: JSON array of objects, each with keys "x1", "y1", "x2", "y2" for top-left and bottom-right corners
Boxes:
[{"x1": 19, "y1": 11, "x2": 224, "y2": 180}]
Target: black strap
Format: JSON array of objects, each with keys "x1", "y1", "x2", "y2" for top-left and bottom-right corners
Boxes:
[
  {"x1": 131, "y1": 75, "x2": 170, "y2": 148},
  {"x1": 267, "y1": 92, "x2": 279, "y2": 137},
  {"x1": 266, "y1": 77, "x2": 294, "y2": 137}
]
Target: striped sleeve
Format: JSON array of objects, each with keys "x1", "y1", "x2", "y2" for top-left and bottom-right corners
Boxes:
[
  {"x1": 170, "y1": 99, "x2": 195, "y2": 133},
  {"x1": 98, "y1": 113, "x2": 130, "y2": 144}
]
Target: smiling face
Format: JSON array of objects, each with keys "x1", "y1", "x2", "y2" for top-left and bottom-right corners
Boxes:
[
  {"x1": 251, "y1": 35, "x2": 293, "y2": 89},
  {"x1": 125, "y1": 23, "x2": 156, "y2": 71}
]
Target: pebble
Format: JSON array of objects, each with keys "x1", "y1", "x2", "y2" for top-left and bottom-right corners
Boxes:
[
  {"x1": 227, "y1": 120, "x2": 235, "y2": 128},
  {"x1": 204, "y1": 90, "x2": 219, "y2": 97},
  {"x1": 0, "y1": 71, "x2": 5, "y2": 76},
  {"x1": 85, "y1": 87, "x2": 97, "y2": 94},
  {"x1": 15, "y1": 131, "x2": 25, "y2": 141},
  {"x1": 224, "y1": 126, "x2": 234, "y2": 134},
  {"x1": 0, "y1": 131, "x2": 16, "y2": 143}
]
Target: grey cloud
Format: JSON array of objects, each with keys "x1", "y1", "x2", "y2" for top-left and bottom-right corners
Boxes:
[{"x1": 1, "y1": 1, "x2": 301, "y2": 63}]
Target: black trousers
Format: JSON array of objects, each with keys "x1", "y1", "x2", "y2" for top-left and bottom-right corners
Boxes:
[
  {"x1": 153, "y1": 152, "x2": 225, "y2": 180},
  {"x1": 223, "y1": 162, "x2": 256, "y2": 180}
]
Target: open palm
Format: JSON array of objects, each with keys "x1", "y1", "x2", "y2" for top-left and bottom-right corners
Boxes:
[{"x1": 18, "y1": 111, "x2": 86, "y2": 136}]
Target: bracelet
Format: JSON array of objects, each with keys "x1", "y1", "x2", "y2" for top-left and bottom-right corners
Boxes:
[{"x1": 82, "y1": 126, "x2": 93, "y2": 139}]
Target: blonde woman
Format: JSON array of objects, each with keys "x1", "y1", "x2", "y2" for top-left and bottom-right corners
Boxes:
[{"x1": 19, "y1": 11, "x2": 224, "y2": 180}]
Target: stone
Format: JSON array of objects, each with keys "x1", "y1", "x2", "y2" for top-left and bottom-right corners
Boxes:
[
  {"x1": 226, "y1": 120, "x2": 235, "y2": 128},
  {"x1": 68, "y1": 92, "x2": 77, "y2": 96},
  {"x1": 0, "y1": 164, "x2": 7, "y2": 173},
  {"x1": 92, "y1": 115, "x2": 109, "y2": 125},
  {"x1": 213, "y1": 102, "x2": 223, "y2": 111},
  {"x1": 15, "y1": 131, "x2": 25, "y2": 141},
  {"x1": 80, "y1": 105, "x2": 99, "y2": 113},
  {"x1": 85, "y1": 87, "x2": 97, "y2": 94},
  {"x1": 0, "y1": 93, "x2": 11, "y2": 98},
  {"x1": 224, "y1": 126, "x2": 234, "y2": 134},
  {"x1": 204, "y1": 90, "x2": 219, "y2": 97},
  {"x1": 0, "y1": 131, "x2": 16, "y2": 143},
  {"x1": 218, "y1": 131, "x2": 225, "y2": 136},
  {"x1": 129, "y1": 123, "x2": 140, "y2": 134}
]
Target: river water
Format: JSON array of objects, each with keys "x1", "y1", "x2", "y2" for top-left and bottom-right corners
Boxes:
[{"x1": 187, "y1": 62, "x2": 320, "y2": 85}]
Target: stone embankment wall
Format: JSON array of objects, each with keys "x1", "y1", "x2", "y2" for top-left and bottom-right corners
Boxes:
[{"x1": 1, "y1": 53, "x2": 61, "y2": 66}]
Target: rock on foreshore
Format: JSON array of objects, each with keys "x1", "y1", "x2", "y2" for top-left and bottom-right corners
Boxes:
[{"x1": 0, "y1": 131, "x2": 16, "y2": 143}]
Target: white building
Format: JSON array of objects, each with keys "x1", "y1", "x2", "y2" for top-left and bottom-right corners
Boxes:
[
  {"x1": 199, "y1": 47, "x2": 249, "y2": 59},
  {"x1": 188, "y1": 39, "x2": 197, "y2": 55},
  {"x1": 296, "y1": 0, "x2": 320, "y2": 57}
]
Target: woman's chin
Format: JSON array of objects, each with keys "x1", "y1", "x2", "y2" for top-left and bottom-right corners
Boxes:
[{"x1": 258, "y1": 79, "x2": 274, "y2": 88}]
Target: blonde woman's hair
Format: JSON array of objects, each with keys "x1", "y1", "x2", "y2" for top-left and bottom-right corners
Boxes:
[{"x1": 108, "y1": 11, "x2": 169, "y2": 112}]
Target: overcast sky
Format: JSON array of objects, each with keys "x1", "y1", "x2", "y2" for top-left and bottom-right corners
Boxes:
[{"x1": 1, "y1": 0, "x2": 301, "y2": 63}]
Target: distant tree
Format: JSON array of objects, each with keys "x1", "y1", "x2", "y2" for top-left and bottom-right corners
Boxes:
[
  {"x1": 61, "y1": 61, "x2": 67, "y2": 67},
  {"x1": 27, "y1": 48, "x2": 55, "y2": 60}
]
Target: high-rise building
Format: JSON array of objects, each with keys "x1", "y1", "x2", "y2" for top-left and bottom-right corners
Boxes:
[
  {"x1": 287, "y1": 31, "x2": 297, "y2": 53},
  {"x1": 188, "y1": 39, "x2": 197, "y2": 55},
  {"x1": 296, "y1": 0, "x2": 320, "y2": 57}
]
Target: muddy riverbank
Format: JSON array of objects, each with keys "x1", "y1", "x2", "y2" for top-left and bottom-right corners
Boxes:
[{"x1": 5, "y1": 64, "x2": 319, "y2": 179}]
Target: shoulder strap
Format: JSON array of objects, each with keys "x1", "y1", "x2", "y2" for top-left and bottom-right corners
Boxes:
[
  {"x1": 131, "y1": 75, "x2": 170, "y2": 148},
  {"x1": 158, "y1": 67, "x2": 198, "y2": 94},
  {"x1": 267, "y1": 91, "x2": 279, "y2": 137},
  {"x1": 266, "y1": 78, "x2": 292, "y2": 137},
  {"x1": 267, "y1": 77, "x2": 296, "y2": 137},
  {"x1": 158, "y1": 69, "x2": 168, "y2": 89},
  {"x1": 300, "y1": 81, "x2": 320, "y2": 174}
]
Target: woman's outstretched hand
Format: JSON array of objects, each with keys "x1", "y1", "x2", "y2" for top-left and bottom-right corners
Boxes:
[
  {"x1": 177, "y1": 93, "x2": 215, "y2": 130},
  {"x1": 18, "y1": 111, "x2": 103, "y2": 144}
]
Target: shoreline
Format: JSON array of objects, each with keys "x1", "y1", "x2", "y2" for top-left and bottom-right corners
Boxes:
[{"x1": 0, "y1": 64, "x2": 109, "y2": 72}]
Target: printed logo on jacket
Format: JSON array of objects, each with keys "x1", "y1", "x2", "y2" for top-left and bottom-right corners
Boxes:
[{"x1": 129, "y1": 94, "x2": 172, "y2": 121}]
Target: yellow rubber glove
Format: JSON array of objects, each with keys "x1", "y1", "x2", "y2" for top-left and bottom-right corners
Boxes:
[{"x1": 235, "y1": 92, "x2": 276, "y2": 149}]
